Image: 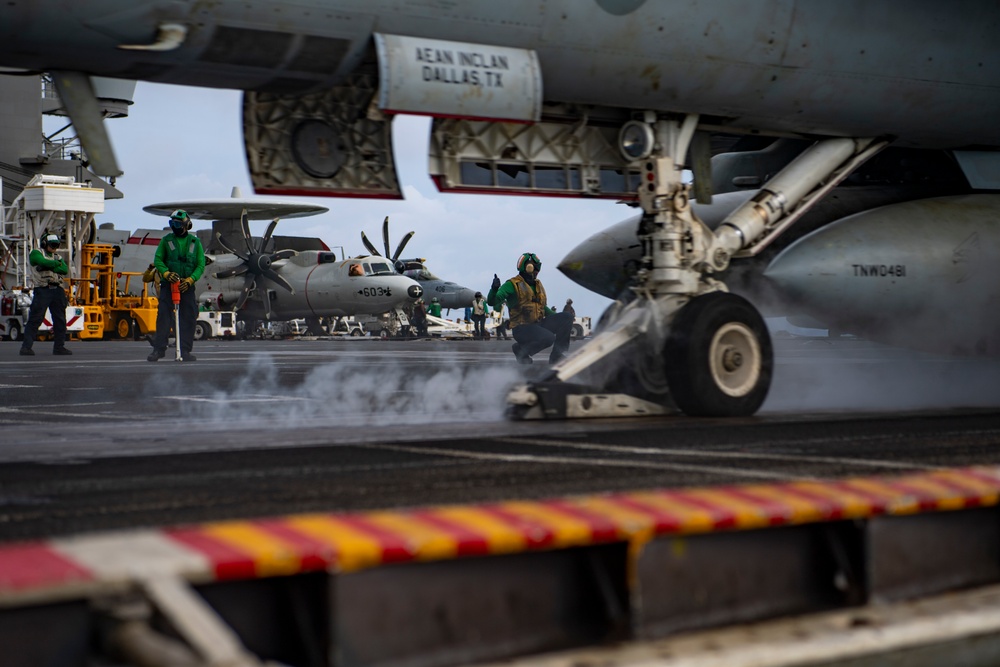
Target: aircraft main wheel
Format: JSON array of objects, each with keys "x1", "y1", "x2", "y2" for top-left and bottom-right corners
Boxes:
[
  {"x1": 664, "y1": 292, "x2": 772, "y2": 417},
  {"x1": 7, "y1": 322, "x2": 21, "y2": 341},
  {"x1": 194, "y1": 321, "x2": 210, "y2": 341}
]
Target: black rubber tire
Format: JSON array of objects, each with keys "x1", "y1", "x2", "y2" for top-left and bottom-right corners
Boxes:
[
  {"x1": 7, "y1": 322, "x2": 20, "y2": 342},
  {"x1": 572, "y1": 324, "x2": 584, "y2": 340},
  {"x1": 664, "y1": 292, "x2": 772, "y2": 417},
  {"x1": 193, "y1": 321, "x2": 210, "y2": 341}
]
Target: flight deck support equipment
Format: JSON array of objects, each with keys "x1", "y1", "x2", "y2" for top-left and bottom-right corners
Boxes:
[{"x1": 507, "y1": 115, "x2": 888, "y2": 419}]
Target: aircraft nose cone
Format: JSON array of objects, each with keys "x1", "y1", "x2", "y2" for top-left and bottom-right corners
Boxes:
[
  {"x1": 408, "y1": 284, "x2": 423, "y2": 299},
  {"x1": 457, "y1": 287, "x2": 475, "y2": 305},
  {"x1": 559, "y1": 233, "x2": 630, "y2": 299}
]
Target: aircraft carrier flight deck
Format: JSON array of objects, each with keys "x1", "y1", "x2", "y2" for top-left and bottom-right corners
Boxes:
[{"x1": 2, "y1": 335, "x2": 999, "y2": 541}]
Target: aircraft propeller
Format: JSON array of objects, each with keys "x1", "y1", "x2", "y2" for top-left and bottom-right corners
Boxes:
[
  {"x1": 214, "y1": 213, "x2": 296, "y2": 318},
  {"x1": 361, "y1": 216, "x2": 415, "y2": 273}
]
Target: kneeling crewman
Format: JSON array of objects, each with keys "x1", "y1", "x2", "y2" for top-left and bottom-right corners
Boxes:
[{"x1": 489, "y1": 252, "x2": 572, "y2": 364}]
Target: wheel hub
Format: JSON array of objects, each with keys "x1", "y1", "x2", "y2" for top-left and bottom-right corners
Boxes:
[
  {"x1": 721, "y1": 347, "x2": 743, "y2": 372},
  {"x1": 709, "y1": 323, "x2": 761, "y2": 397}
]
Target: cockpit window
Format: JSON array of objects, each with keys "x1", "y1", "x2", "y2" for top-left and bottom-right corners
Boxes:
[
  {"x1": 404, "y1": 268, "x2": 439, "y2": 281},
  {"x1": 349, "y1": 263, "x2": 364, "y2": 276},
  {"x1": 369, "y1": 261, "x2": 394, "y2": 275}
]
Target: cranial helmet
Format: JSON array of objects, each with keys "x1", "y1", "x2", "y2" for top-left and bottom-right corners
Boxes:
[
  {"x1": 43, "y1": 233, "x2": 60, "y2": 246},
  {"x1": 517, "y1": 252, "x2": 541, "y2": 274},
  {"x1": 169, "y1": 209, "x2": 191, "y2": 232},
  {"x1": 432, "y1": 297, "x2": 439, "y2": 303}
]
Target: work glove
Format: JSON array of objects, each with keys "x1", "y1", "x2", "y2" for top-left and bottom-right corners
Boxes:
[
  {"x1": 179, "y1": 277, "x2": 195, "y2": 292},
  {"x1": 491, "y1": 273, "x2": 501, "y2": 292},
  {"x1": 164, "y1": 271, "x2": 180, "y2": 283}
]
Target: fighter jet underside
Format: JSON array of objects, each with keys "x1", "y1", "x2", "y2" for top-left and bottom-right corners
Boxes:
[{"x1": 3, "y1": 1, "x2": 999, "y2": 419}]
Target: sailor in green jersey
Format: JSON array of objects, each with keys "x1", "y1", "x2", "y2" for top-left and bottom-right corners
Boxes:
[
  {"x1": 20, "y1": 234, "x2": 72, "y2": 356},
  {"x1": 148, "y1": 209, "x2": 206, "y2": 362},
  {"x1": 488, "y1": 252, "x2": 572, "y2": 364}
]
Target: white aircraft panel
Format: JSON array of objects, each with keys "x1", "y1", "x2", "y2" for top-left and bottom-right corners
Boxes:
[{"x1": 375, "y1": 33, "x2": 541, "y2": 122}]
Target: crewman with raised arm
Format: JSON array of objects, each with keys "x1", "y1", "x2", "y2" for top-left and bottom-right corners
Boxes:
[
  {"x1": 20, "y1": 234, "x2": 72, "y2": 356},
  {"x1": 488, "y1": 252, "x2": 571, "y2": 364}
]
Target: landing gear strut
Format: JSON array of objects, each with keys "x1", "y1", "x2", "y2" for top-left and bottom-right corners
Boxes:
[{"x1": 506, "y1": 114, "x2": 886, "y2": 419}]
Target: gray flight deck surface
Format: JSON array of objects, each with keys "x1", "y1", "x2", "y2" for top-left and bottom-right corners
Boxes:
[{"x1": 1, "y1": 336, "x2": 1000, "y2": 542}]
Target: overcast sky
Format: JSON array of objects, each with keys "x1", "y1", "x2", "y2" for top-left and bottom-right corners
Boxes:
[{"x1": 98, "y1": 82, "x2": 626, "y2": 318}]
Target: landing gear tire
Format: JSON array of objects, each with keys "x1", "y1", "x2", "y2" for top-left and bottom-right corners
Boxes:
[
  {"x1": 194, "y1": 321, "x2": 210, "y2": 341},
  {"x1": 664, "y1": 292, "x2": 772, "y2": 417}
]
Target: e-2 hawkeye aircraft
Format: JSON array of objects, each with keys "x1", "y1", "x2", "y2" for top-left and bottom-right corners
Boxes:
[
  {"x1": 361, "y1": 216, "x2": 475, "y2": 312},
  {"x1": 3, "y1": 1, "x2": 998, "y2": 419},
  {"x1": 103, "y1": 191, "x2": 424, "y2": 330}
]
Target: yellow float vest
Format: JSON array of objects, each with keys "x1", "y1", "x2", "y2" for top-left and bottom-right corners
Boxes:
[{"x1": 509, "y1": 275, "x2": 547, "y2": 327}]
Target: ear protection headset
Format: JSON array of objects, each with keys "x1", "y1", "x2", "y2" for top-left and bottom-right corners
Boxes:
[
  {"x1": 169, "y1": 209, "x2": 192, "y2": 231},
  {"x1": 517, "y1": 252, "x2": 541, "y2": 275}
]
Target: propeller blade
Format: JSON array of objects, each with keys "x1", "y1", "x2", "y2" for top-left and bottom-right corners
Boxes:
[
  {"x1": 270, "y1": 249, "x2": 297, "y2": 261},
  {"x1": 382, "y1": 215, "x2": 391, "y2": 258},
  {"x1": 262, "y1": 269, "x2": 295, "y2": 294},
  {"x1": 240, "y1": 211, "x2": 254, "y2": 255},
  {"x1": 261, "y1": 218, "x2": 279, "y2": 251},
  {"x1": 361, "y1": 231, "x2": 381, "y2": 256},
  {"x1": 217, "y1": 233, "x2": 249, "y2": 260},
  {"x1": 392, "y1": 231, "x2": 415, "y2": 262},
  {"x1": 261, "y1": 284, "x2": 272, "y2": 320},
  {"x1": 214, "y1": 265, "x2": 248, "y2": 279},
  {"x1": 234, "y1": 273, "x2": 255, "y2": 310}
]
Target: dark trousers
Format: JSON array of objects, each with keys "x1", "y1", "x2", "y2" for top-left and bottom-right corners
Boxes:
[
  {"x1": 153, "y1": 281, "x2": 197, "y2": 354},
  {"x1": 471, "y1": 313, "x2": 487, "y2": 337},
  {"x1": 512, "y1": 311, "x2": 573, "y2": 362},
  {"x1": 22, "y1": 286, "x2": 67, "y2": 350}
]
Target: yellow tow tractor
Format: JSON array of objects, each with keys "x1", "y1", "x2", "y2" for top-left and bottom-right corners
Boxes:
[{"x1": 72, "y1": 243, "x2": 158, "y2": 340}]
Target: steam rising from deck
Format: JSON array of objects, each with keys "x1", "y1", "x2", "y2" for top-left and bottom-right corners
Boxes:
[{"x1": 163, "y1": 354, "x2": 523, "y2": 426}]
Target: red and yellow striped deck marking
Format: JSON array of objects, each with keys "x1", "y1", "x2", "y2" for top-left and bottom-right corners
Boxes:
[
  {"x1": 4, "y1": 466, "x2": 1000, "y2": 599},
  {"x1": 0, "y1": 543, "x2": 92, "y2": 592},
  {"x1": 139, "y1": 467, "x2": 1000, "y2": 578}
]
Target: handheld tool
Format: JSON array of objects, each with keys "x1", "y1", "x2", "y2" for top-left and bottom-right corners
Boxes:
[{"x1": 170, "y1": 280, "x2": 182, "y2": 361}]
